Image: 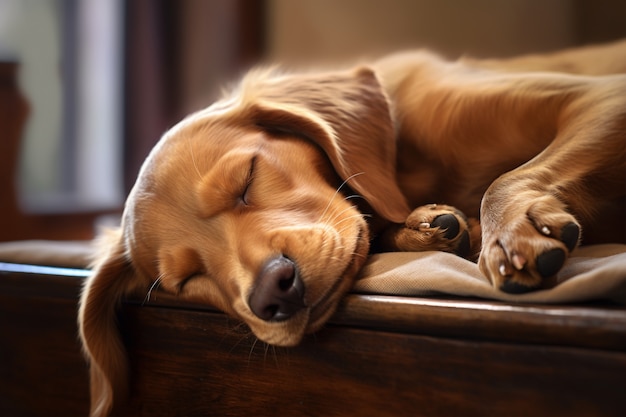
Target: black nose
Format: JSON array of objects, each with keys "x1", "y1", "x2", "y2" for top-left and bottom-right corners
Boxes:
[{"x1": 249, "y1": 256, "x2": 305, "y2": 322}]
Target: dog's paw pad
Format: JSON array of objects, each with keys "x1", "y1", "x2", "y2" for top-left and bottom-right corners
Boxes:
[
  {"x1": 499, "y1": 279, "x2": 534, "y2": 294},
  {"x1": 479, "y1": 194, "x2": 582, "y2": 292},
  {"x1": 560, "y1": 222, "x2": 580, "y2": 252},
  {"x1": 536, "y1": 248, "x2": 566, "y2": 279},
  {"x1": 431, "y1": 214, "x2": 460, "y2": 240},
  {"x1": 455, "y1": 230, "x2": 471, "y2": 258},
  {"x1": 385, "y1": 204, "x2": 479, "y2": 257}
]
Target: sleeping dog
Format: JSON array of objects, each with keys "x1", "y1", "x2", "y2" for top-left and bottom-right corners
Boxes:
[{"x1": 79, "y1": 40, "x2": 626, "y2": 416}]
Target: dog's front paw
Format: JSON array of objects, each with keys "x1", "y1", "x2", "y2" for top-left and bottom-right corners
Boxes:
[
  {"x1": 479, "y1": 195, "x2": 581, "y2": 293},
  {"x1": 382, "y1": 204, "x2": 480, "y2": 259}
]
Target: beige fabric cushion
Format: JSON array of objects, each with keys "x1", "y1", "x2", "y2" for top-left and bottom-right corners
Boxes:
[{"x1": 355, "y1": 244, "x2": 626, "y2": 304}]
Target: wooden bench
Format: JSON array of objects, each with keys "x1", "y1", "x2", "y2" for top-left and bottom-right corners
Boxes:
[{"x1": 2, "y1": 261, "x2": 626, "y2": 416}]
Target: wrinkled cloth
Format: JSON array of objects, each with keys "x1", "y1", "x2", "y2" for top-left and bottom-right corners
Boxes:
[{"x1": 355, "y1": 244, "x2": 626, "y2": 304}]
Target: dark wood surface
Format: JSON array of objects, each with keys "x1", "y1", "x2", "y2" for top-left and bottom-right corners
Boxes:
[
  {"x1": 0, "y1": 265, "x2": 90, "y2": 417},
  {"x1": 2, "y1": 263, "x2": 626, "y2": 416},
  {"x1": 121, "y1": 302, "x2": 626, "y2": 417}
]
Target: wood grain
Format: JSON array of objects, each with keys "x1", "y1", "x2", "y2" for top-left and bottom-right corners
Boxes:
[
  {"x1": 120, "y1": 303, "x2": 626, "y2": 417},
  {"x1": 1, "y1": 264, "x2": 625, "y2": 416}
]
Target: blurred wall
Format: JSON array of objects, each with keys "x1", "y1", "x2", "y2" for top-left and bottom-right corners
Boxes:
[
  {"x1": 266, "y1": 0, "x2": 624, "y2": 64},
  {"x1": 0, "y1": 0, "x2": 64, "y2": 198}
]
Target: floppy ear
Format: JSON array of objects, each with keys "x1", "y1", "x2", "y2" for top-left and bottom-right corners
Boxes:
[
  {"x1": 237, "y1": 66, "x2": 410, "y2": 223},
  {"x1": 78, "y1": 229, "x2": 136, "y2": 417}
]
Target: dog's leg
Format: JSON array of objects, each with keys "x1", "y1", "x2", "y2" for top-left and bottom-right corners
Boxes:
[
  {"x1": 479, "y1": 90, "x2": 626, "y2": 293},
  {"x1": 379, "y1": 204, "x2": 481, "y2": 259}
]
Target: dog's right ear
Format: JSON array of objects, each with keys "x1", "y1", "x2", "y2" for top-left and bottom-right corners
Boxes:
[{"x1": 78, "y1": 229, "x2": 135, "y2": 417}]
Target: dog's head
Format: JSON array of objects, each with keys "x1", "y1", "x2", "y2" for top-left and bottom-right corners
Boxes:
[{"x1": 78, "y1": 66, "x2": 410, "y2": 416}]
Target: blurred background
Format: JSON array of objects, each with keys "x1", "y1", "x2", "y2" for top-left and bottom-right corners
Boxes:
[{"x1": 0, "y1": 0, "x2": 624, "y2": 242}]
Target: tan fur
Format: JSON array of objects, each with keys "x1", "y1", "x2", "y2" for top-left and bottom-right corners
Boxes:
[{"x1": 79, "y1": 40, "x2": 626, "y2": 415}]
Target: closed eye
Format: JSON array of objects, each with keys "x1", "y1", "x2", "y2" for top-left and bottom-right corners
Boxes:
[
  {"x1": 241, "y1": 155, "x2": 258, "y2": 206},
  {"x1": 178, "y1": 271, "x2": 203, "y2": 292}
]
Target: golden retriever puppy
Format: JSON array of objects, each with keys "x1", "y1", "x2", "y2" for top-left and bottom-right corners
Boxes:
[{"x1": 79, "y1": 40, "x2": 626, "y2": 416}]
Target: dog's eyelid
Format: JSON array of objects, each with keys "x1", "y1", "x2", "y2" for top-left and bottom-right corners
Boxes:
[
  {"x1": 241, "y1": 155, "x2": 258, "y2": 206},
  {"x1": 178, "y1": 270, "x2": 205, "y2": 291}
]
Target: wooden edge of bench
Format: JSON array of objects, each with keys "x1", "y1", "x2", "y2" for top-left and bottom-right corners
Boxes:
[{"x1": 2, "y1": 262, "x2": 625, "y2": 351}]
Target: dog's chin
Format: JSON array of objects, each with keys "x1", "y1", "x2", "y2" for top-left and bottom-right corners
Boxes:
[
  {"x1": 247, "y1": 309, "x2": 312, "y2": 347},
  {"x1": 246, "y1": 288, "x2": 349, "y2": 347}
]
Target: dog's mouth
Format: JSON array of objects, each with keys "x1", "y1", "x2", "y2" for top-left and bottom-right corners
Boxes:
[{"x1": 306, "y1": 226, "x2": 370, "y2": 331}]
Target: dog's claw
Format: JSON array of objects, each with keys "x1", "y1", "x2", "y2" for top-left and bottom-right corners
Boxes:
[
  {"x1": 455, "y1": 230, "x2": 471, "y2": 258},
  {"x1": 560, "y1": 222, "x2": 580, "y2": 252},
  {"x1": 511, "y1": 253, "x2": 527, "y2": 270}
]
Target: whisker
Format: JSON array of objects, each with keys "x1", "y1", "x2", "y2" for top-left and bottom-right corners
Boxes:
[
  {"x1": 323, "y1": 212, "x2": 371, "y2": 239},
  {"x1": 188, "y1": 140, "x2": 203, "y2": 180},
  {"x1": 321, "y1": 201, "x2": 365, "y2": 227},
  {"x1": 343, "y1": 194, "x2": 364, "y2": 202},
  {"x1": 321, "y1": 195, "x2": 373, "y2": 230},
  {"x1": 228, "y1": 331, "x2": 254, "y2": 355},
  {"x1": 322, "y1": 205, "x2": 355, "y2": 226},
  {"x1": 333, "y1": 210, "x2": 368, "y2": 228},
  {"x1": 263, "y1": 342, "x2": 270, "y2": 362},
  {"x1": 317, "y1": 172, "x2": 365, "y2": 223},
  {"x1": 248, "y1": 338, "x2": 260, "y2": 363},
  {"x1": 271, "y1": 345, "x2": 280, "y2": 367},
  {"x1": 143, "y1": 275, "x2": 163, "y2": 306}
]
